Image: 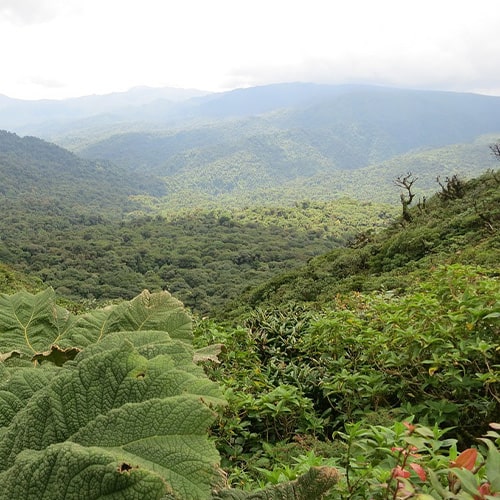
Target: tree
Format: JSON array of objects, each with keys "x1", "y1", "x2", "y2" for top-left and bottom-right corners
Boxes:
[
  {"x1": 436, "y1": 174, "x2": 465, "y2": 200},
  {"x1": 489, "y1": 142, "x2": 500, "y2": 160},
  {"x1": 394, "y1": 172, "x2": 418, "y2": 222}
]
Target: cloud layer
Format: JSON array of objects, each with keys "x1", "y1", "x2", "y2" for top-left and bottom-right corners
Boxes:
[{"x1": 1, "y1": 0, "x2": 499, "y2": 99}]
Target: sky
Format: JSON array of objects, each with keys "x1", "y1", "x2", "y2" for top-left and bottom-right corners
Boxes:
[{"x1": 1, "y1": 0, "x2": 499, "y2": 100}]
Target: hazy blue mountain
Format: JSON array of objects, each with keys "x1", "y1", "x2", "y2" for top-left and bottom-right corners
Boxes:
[
  {"x1": 69, "y1": 85, "x2": 500, "y2": 203},
  {"x1": 0, "y1": 86, "x2": 210, "y2": 134}
]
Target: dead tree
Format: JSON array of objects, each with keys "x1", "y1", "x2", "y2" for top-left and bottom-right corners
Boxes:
[
  {"x1": 394, "y1": 172, "x2": 418, "y2": 222},
  {"x1": 436, "y1": 174, "x2": 465, "y2": 200},
  {"x1": 489, "y1": 143, "x2": 500, "y2": 160}
]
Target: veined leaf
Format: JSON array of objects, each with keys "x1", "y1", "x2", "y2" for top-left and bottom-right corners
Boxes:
[
  {"x1": 0, "y1": 366, "x2": 57, "y2": 429},
  {"x1": 0, "y1": 442, "x2": 173, "y2": 500},
  {"x1": 194, "y1": 343, "x2": 223, "y2": 364},
  {"x1": 65, "y1": 290, "x2": 193, "y2": 347},
  {"x1": 73, "y1": 330, "x2": 195, "y2": 366},
  {"x1": 0, "y1": 290, "x2": 226, "y2": 498},
  {"x1": 0, "y1": 289, "x2": 74, "y2": 359},
  {"x1": 0, "y1": 340, "x2": 224, "y2": 499},
  {"x1": 213, "y1": 465, "x2": 340, "y2": 499}
]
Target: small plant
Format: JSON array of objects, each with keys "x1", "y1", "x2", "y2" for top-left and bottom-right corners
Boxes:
[{"x1": 330, "y1": 420, "x2": 500, "y2": 499}]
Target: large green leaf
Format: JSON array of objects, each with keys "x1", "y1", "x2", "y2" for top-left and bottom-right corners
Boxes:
[
  {"x1": 0, "y1": 365, "x2": 57, "y2": 429},
  {"x1": 0, "y1": 442, "x2": 173, "y2": 500},
  {"x1": 65, "y1": 290, "x2": 193, "y2": 347},
  {"x1": 0, "y1": 289, "x2": 193, "y2": 362},
  {"x1": 213, "y1": 466, "x2": 340, "y2": 499},
  {"x1": 0, "y1": 288, "x2": 74, "y2": 359},
  {"x1": 0, "y1": 289, "x2": 225, "y2": 499},
  {"x1": 0, "y1": 340, "x2": 224, "y2": 499}
]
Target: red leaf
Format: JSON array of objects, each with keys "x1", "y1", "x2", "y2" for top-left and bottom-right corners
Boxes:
[
  {"x1": 474, "y1": 482, "x2": 491, "y2": 500},
  {"x1": 392, "y1": 465, "x2": 411, "y2": 479},
  {"x1": 451, "y1": 448, "x2": 478, "y2": 471},
  {"x1": 409, "y1": 462, "x2": 427, "y2": 481},
  {"x1": 403, "y1": 421, "x2": 416, "y2": 433}
]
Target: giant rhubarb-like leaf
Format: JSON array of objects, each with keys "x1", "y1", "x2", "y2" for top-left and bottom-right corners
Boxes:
[
  {"x1": 0, "y1": 340, "x2": 224, "y2": 499},
  {"x1": 0, "y1": 289, "x2": 193, "y2": 363},
  {"x1": 0, "y1": 290, "x2": 225, "y2": 499},
  {"x1": 66, "y1": 289, "x2": 193, "y2": 347},
  {"x1": 0, "y1": 288, "x2": 74, "y2": 360}
]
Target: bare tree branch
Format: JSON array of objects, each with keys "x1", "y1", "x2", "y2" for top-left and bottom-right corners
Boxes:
[{"x1": 394, "y1": 172, "x2": 418, "y2": 222}]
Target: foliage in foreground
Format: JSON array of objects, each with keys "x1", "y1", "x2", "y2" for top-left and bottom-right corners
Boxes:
[
  {"x1": 0, "y1": 289, "x2": 226, "y2": 499},
  {"x1": 328, "y1": 420, "x2": 500, "y2": 499},
  {"x1": 0, "y1": 289, "x2": 339, "y2": 499},
  {"x1": 195, "y1": 264, "x2": 500, "y2": 494}
]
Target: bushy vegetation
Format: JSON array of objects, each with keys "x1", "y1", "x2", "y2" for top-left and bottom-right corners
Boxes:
[
  {"x1": 193, "y1": 264, "x2": 499, "y2": 490},
  {"x1": 235, "y1": 169, "x2": 500, "y2": 313},
  {"x1": 188, "y1": 170, "x2": 500, "y2": 497}
]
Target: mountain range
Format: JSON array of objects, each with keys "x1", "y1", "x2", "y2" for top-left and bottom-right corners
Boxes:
[{"x1": 1, "y1": 83, "x2": 500, "y2": 209}]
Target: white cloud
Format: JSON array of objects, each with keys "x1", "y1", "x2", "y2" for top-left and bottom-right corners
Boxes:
[
  {"x1": 0, "y1": 0, "x2": 71, "y2": 25},
  {"x1": 1, "y1": 0, "x2": 500, "y2": 99}
]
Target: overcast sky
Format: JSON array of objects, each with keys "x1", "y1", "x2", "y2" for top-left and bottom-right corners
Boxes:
[{"x1": 1, "y1": 0, "x2": 499, "y2": 100}]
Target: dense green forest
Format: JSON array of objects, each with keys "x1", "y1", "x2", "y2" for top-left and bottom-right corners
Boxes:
[
  {"x1": 0, "y1": 198, "x2": 395, "y2": 313},
  {"x1": 0, "y1": 128, "x2": 396, "y2": 313}
]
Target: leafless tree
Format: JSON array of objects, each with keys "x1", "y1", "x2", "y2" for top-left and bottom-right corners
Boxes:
[
  {"x1": 394, "y1": 172, "x2": 418, "y2": 222},
  {"x1": 489, "y1": 143, "x2": 500, "y2": 159},
  {"x1": 436, "y1": 174, "x2": 465, "y2": 200}
]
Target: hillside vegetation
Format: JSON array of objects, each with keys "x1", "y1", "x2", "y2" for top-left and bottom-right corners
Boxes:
[
  {"x1": 0, "y1": 195, "x2": 395, "y2": 313},
  {"x1": 0, "y1": 130, "x2": 157, "y2": 213},
  {"x1": 233, "y1": 168, "x2": 500, "y2": 313},
  {"x1": 0, "y1": 86, "x2": 499, "y2": 498},
  {"x1": 1, "y1": 168, "x2": 496, "y2": 499},
  {"x1": 190, "y1": 168, "x2": 500, "y2": 497},
  {"x1": 4, "y1": 84, "x2": 500, "y2": 211}
]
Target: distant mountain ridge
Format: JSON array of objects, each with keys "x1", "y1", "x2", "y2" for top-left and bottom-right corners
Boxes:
[
  {"x1": 0, "y1": 86, "x2": 211, "y2": 133},
  {"x1": 69, "y1": 85, "x2": 500, "y2": 207},
  {"x1": 2, "y1": 83, "x2": 500, "y2": 210},
  {"x1": 0, "y1": 130, "x2": 158, "y2": 214}
]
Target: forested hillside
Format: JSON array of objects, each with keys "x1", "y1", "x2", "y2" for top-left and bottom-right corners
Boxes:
[
  {"x1": 69, "y1": 85, "x2": 500, "y2": 208},
  {"x1": 188, "y1": 168, "x2": 500, "y2": 497},
  {"x1": 72, "y1": 84, "x2": 500, "y2": 172},
  {"x1": 2, "y1": 84, "x2": 500, "y2": 211},
  {"x1": 0, "y1": 195, "x2": 394, "y2": 312},
  {"x1": 0, "y1": 130, "x2": 160, "y2": 213},
  {"x1": 233, "y1": 168, "x2": 500, "y2": 313},
  {"x1": 1, "y1": 168, "x2": 497, "y2": 499}
]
